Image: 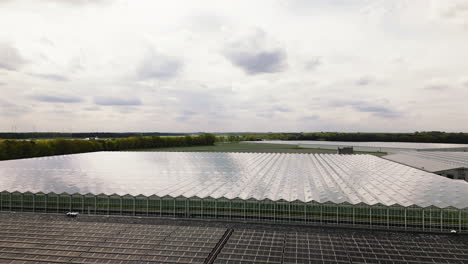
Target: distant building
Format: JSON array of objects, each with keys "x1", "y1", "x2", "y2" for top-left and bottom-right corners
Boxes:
[
  {"x1": 248, "y1": 140, "x2": 468, "y2": 153},
  {"x1": 383, "y1": 151, "x2": 468, "y2": 181},
  {"x1": 337, "y1": 146, "x2": 353, "y2": 154},
  {"x1": 437, "y1": 168, "x2": 467, "y2": 181}
]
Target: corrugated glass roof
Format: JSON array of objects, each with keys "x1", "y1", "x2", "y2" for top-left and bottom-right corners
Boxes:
[
  {"x1": 384, "y1": 151, "x2": 468, "y2": 172},
  {"x1": 0, "y1": 152, "x2": 467, "y2": 208},
  {"x1": 247, "y1": 140, "x2": 468, "y2": 150}
]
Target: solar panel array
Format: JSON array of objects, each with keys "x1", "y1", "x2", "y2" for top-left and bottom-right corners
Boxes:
[
  {"x1": 341, "y1": 234, "x2": 468, "y2": 264},
  {"x1": 215, "y1": 229, "x2": 468, "y2": 264},
  {"x1": 283, "y1": 232, "x2": 351, "y2": 263},
  {"x1": 1, "y1": 152, "x2": 467, "y2": 208},
  {"x1": 0, "y1": 218, "x2": 226, "y2": 264},
  {"x1": 215, "y1": 230, "x2": 285, "y2": 263},
  {"x1": 0, "y1": 214, "x2": 467, "y2": 264}
]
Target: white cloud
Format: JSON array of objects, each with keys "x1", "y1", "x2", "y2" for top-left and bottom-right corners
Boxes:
[
  {"x1": 223, "y1": 29, "x2": 287, "y2": 74},
  {"x1": 94, "y1": 97, "x2": 142, "y2": 106},
  {"x1": 28, "y1": 73, "x2": 69, "y2": 81},
  {"x1": 0, "y1": 0, "x2": 467, "y2": 132},
  {"x1": 31, "y1": 94, "x2": 83, "y2": 103},
  {"x1": 0, "y1": 42, "x2": 26, "y2": 71},
  {"x1": 137, "y1": 50, "x2": 182, "y2": 80}
]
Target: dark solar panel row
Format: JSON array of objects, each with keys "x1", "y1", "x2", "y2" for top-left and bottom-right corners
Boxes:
[
  {"x1": 1, "y1": 220, "x2": 180, "y2": 231},
  {"x1": 0, "y1": 215, "x2": 467, "y2": 264},
  {"x1": 214, "y1": 229, "x2": 468, "y2": 264},
  {"x1": 339, "y1": 237, "x2": 468, "y2": 264},
  {"x1": 215, "y1": 230, "x2": 286, "y2": 264},
  {"x1": 282, "y1": 232, "x2": 350, "y2": 264},
  {"x1": 0, "y1": 219, "x2": 227, "y2": 264}
]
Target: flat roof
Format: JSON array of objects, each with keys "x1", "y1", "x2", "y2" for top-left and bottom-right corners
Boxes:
[
  {"x1": 384, "y1": 151, "x2": 468, "y2": 172},
  {"x1": 247, "y1": 140, "x2": 468, "y2": 150},
  {"x1": 0, "y1": 212, "x2": 467, "y2": 264},
  {"x1": 0, "y1": 152, "x2": 468, "y2": 208}
]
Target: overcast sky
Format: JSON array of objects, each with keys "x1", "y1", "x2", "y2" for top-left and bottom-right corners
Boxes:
[{"x1": 0, "y1": 0, "x2": 467, "y2": 132}]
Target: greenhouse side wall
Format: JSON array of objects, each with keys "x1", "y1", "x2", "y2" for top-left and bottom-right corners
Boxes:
[{"x1": 0, "y1": 191, "x2": 466, "y2": 233}]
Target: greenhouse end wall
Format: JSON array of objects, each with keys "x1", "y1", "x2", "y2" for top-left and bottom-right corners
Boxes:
[{"x1": 1, "y1": 191, "x2": 467, "y2": 233}]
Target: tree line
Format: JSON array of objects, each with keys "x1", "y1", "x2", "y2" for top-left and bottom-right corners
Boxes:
[
  {"x1": 0, "y1": 132, "x2": 192, "y2": 139},
  {"x1": 0, "y1": 134, "x2": 216, "y2": 161},
  {"x1": 215, "y1": 135, "x2": 243, "y2": 143},
  {"x1": 241, "y1": 131, "x2": 468, "y2": 144}
]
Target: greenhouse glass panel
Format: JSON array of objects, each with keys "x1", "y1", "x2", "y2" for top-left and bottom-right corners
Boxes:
[
  {"x1": 216, "y1": 199, "x2": 231, "y2": 220},
  {"x1": 135, "y1": 196, "x2": 148, "y2": 216},
  {"x1": 290, "y1": 202, "x2": 306, "y2": 222},
  {"x1": 58, "y1": 194, "x2": 71, "y2": 213},
  {"x1": 430, "y1": 208, "x2": 443, "y2": 230},
  {"x1": 11, "y1": 192, "x2": 22, "y2": 211},
  {"x1": 35, "y1": 194, "x2": 46, "y2": 213},
  {"x1": 122, "y1": 196, "x2": 135, "y2": 215},
  {"x1": 188, "y1": 198, "x2": 202, "y2": 218},
  {"x1": 230, "y1": 199, "x2": 245, "y2": 220},
  {"x1": 161, "y1": 197, "x2": 174, "y2": 217},
  {"x1": 422, "y1": 209, "x2": 431, "y2": 231},
  {"x1": 84, "y1": 195, "x2": 96, "y2": 215},
  {"x1": 322, "y1": 204, "x2": 339, "y2": 225},
  {"x1": 442, "y1": 208, "x2": 460, "y2": 231},
  {"x1": 22, "y1": 193, "x2": 34, "y2": 212},
  {"x1": 71, "y1": 194, "x2": 83, "y2": 213},
  {"x1": 1, "y1": 192, "x2": 10, "y2": 211},
  {"x1": 46, "y1": 194, "x2": 58, "y2": 213},
  {"x1": 354, "y1": 206, "x2": 371, "y2": 225},
  {"x1": 275, "y1": 202, "x2": 289, "y2": 222},
  {"x1": 148, "y1": 196, "x2": 160, "y2": 216},
  {"x1": 175, "y1": 198, "x2": 187, "y2": 218},
  {"x1": 245, "y1": 200, "x2": 260, "y2": 220},
  {"x1": 371, "y1": 206, "x2": 389, "y2": 228},
  {"x1": 96, "y1": 195, "x2": 109, "y2": 215},
  {"x1": 405, "y1": 207, "x2": 422, "y2": 230},
  {"x1": 338, "y1": 205, "x2": 353, "y2": 225},
  {"x1": 305, "y1": 203, "x2": 321, "y2": 224},
  {"x1": 462, "y1": 209, "x2": 468, "y2": 232},
  {"x1": 108, "y1": 196, "x2": 122, "y2": 215},
  {"x1": 201, "y1": 199, "x2": 216, "y2": 219},
  {"x1": 259, "y1": 200, "x2": 275, "y2": 221}
]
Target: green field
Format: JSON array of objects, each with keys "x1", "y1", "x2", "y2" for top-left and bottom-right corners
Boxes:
[{"x1": 130, "y1": 142, "x2": 387, "y2": 156}]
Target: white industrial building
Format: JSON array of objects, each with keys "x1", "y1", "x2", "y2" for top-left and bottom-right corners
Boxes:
[
  {"x1": 383, "y1": 151, "x2": 468, "y2": 181},
  {"x1": 246, "y1": 140, "x2": 468, "y2": 153}
]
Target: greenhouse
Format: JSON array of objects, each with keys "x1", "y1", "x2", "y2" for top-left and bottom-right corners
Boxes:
[
  {"x1": 383, "y1": 151, "x2": 468, "y2": 181},
  {"x1": 0, "y1": 152, "x2": 467, "y2": 233},
  {"x1": 246, "y1": 140, "x2": 468, "y2": 153}
]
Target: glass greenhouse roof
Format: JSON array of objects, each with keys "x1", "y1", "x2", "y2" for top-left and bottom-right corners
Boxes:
[
  {"x1": 0, "y1": 152, "x2": 467, "y2": 208},
  {"x1": 247, "y1": 140, "x2": 468, "y2": 150},
  {"x1": 384, "y1": 151, "x2": 468, "y2": 172}
]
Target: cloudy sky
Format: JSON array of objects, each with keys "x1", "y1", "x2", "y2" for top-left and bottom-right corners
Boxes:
[{"x1": 0, "y1": 0, "x2": 467, "y2": 132}]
